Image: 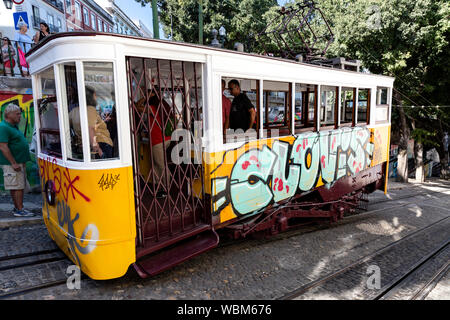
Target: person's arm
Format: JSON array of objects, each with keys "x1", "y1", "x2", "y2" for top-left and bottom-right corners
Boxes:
[
  {"x1": 0, "y1": 143, "x2": 21, "y2": 171},
  {"x1": 248, "y1": 107, "x2": 256, "y2": 131},
  {"x1": 33, "y1": 32, "x2": 39, "y2": 44}
]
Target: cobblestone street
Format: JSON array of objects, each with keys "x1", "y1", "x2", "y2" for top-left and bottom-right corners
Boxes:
[{"x1": 0, "y1": 179, "x2": 449, "y2": 300}]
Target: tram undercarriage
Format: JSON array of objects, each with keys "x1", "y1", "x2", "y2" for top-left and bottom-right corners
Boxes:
[{"x1": 221, "y1": 162, "x2": 386, "y2": 240}]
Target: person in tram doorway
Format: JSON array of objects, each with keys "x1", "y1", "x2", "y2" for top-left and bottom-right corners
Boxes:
[
  {"x1": 222, "y1": 79, "x2": 231, "y2": 135},
  {"x1": 228, "y1": 79, "x2": 256, "y2": 132},
  {"x1": 146, "y1": 88, "x2": 172, "y2": 199},
  {"x1": 0, "y1": 104, "x2": 35, "y2": 217}
]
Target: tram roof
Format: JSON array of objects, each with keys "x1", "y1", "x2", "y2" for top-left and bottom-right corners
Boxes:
[{"x1": 27, "y1": 32, "x2": 394, "y2": 83}]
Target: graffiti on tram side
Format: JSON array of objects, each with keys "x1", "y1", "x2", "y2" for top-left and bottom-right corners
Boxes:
[
  {"x1": 211, "y1": 127, "x2": 374, "y2": 216},
  {"x1": 39, "y1": 157, "x2": 91, "y2": 203},
  {"x1": 39, "y1": 157, "x2": 98, "y2": 268},
  {"x1": 55, "y1": 200, "x2": 99, "y2": 267}
]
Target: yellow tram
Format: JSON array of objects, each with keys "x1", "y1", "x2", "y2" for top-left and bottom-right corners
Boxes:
[{"x1": 27, "y1": 32, "x2": 393, "y2": 280}]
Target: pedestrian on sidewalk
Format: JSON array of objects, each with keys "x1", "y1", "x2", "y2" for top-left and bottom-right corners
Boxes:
[{"x1": 0, "y1": 104, "x2": 34, "y2": 217}]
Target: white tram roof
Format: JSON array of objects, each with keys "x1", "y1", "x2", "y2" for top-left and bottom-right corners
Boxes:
[{"x1": 27, "y1": 32, "x2": 394, "y2": 89}]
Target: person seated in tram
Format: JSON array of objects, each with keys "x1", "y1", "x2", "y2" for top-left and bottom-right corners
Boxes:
[
  {"x1": 69, "y1": 86, "x2": 114, "y2": 159},
  {"x1": 227, "y1": 79, "x2": 256, "y2": 133}
]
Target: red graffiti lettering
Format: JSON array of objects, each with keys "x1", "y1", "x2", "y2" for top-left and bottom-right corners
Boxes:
[{"x1": 38, "y1": 157, "x2": 90, "y2": 203}]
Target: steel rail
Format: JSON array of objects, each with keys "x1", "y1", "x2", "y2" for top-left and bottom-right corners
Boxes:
[
  {"x1": 375, "y1": 241, "x2": 449, "y2": 300},
  {"x1": 278, "y1": 216, "x2": 450, "y2": 300}
]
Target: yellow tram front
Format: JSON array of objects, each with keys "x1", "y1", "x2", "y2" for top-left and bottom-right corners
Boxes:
[{"x1": 29, "y1": 41, "x2": 137, "y2": 280}]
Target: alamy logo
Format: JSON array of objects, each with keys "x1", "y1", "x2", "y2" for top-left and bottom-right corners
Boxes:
[
  {"x1": 66, "y1": 265, "x2": 81, "y2": 290},
  {"x1": 366, "y1": 265, "x2": 381, "y2": 290}
]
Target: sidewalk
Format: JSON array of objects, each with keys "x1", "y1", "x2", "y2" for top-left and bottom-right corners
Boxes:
[{"x1": 0, "y1": 191, "x2": 43, "y2": 228}]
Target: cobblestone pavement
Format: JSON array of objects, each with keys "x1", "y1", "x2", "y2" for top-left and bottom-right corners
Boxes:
[{"x1": 0, "y1": 179, "x2": 449, "y2": 300}]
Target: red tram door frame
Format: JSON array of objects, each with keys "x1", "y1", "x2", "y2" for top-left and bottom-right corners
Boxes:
[{"x1": 126, "y1": 56, "x2": 217, "y2": 271}]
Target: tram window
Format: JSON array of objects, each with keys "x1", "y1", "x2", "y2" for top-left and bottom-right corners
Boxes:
[
  {"x1": 376, "y1": 87, "x2": 389, "y2": 122},
  {"x1": 262, "y1": 81, "x2": 291, "y2": 138},
  {"x1": 83, "y1": 62, "x2": 119, "y2": 161},
  {"x1": 340, "y1": 87, "x2": 355, "y2": 125},
  {"x1": 320, "y1": 86, "x2": 337, "y2": 127},
  {"x1": 62, "y1": 63, "x2": 83, "y2": 161},
  {"x1": 37, "y1": 66, "x2": 61, "y2": 157},
  {"x1": 377, "y1": 87, "x2": 388, "y2": 105},
  {"x1": 357, "y1": 89, "x2": 370, "y2": 124},
  {"x1": 222, "y1": 77, "x2": 258, "y2": 143},
  {"x1": 294, "y1": 83, "x2": 316, "y2": 132}
]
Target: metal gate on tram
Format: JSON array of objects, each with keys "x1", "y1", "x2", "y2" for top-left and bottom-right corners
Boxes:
[{"x1": 126, "y1": 57, "x2": 218, "y2": 276}]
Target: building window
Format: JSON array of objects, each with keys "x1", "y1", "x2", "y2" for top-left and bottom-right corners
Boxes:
[
  {"x1": 66, "y1": 0, "x2": 72, "y2": 14},
  {"x1": 75, "y1": 2, "x2": 81, "y2": 21},
  {"x1": 103, "y1": 22, "x2": 107, "y2": 32},
  {"x1": 91, "y1": 13, "x2": 96, "y2": 30},
  {"x1": 83, "y1": 8, "x2": 89, "y2": 25},
  {"x1": 32, "y1": 5, "x2": 40, "y2": 29},
  {"x1": 47, "y1": 14, "x2": 54, "y2": 30},
  {"x1": 57, "y1": 18, "x2": 62, "y2": 32},
  {"x1": 109, "y1": 26, "x2": 112, "y2": 33},
  {"x1": 98, "y1": 18, "x2": 102, "y2": 32}
]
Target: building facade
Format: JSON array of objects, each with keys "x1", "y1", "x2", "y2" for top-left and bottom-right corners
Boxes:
[
  {"x1": 96, "y1": 0, "x2": 142, "y2": 36},
  {"x1": 136, "y1": 19, "x2": 153, "y2": 39},
  {"x1": 65, "y1": 0, "x2": 113, "y2": 32}
]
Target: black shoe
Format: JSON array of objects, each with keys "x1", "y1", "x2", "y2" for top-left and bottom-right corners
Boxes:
[{"x1": 156, "y1": 190, "x2": 167, "y2": 198}]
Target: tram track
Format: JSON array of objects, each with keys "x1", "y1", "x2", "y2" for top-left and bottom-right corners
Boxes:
[
  {"x1": 278, "y1": 216, "x2": 450, "y2": 300},
  {"x1": 217, "y1": 188, "x2": 450, "y2": 250}
]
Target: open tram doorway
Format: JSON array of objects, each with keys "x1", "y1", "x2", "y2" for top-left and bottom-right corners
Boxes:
[{"x1": 126, "y1": 57, "x2": 217, "y2": 276}]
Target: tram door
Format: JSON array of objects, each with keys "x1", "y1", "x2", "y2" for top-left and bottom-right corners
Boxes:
[{"x1": 126, "y1": 57, "x2": 209, "y2": 256}]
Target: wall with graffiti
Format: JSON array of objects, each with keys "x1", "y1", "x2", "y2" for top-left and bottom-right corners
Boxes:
[
  {"x1": 38, "y1": 157, "x2": 136, "y2": 279},
  {"x1": 209, "y1": 126, "x2": 389, "y2": 224},
  {"x1": 0, "y1": 90, "x2": 40, "y2": 191}
]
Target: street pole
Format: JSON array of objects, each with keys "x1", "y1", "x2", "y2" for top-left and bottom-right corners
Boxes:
[
  {"x1": 152, "y1": 0, "x2": 160, "y2": 39},
  {"x1": 198, "y1": 0, "x2": 203, "y2": 45}
]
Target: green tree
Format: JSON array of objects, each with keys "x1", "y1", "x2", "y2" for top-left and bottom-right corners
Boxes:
[{"x1": 134, "y1": 0, "x2": 277, "y2": 49}]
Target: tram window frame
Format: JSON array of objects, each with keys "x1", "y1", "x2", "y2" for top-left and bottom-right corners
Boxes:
[
  {"x1": 83, "y1": 61, "x2": 120, "y2": 161},
  {"x1": 59, "y1": 62, "x2": 85, "y2": 162},
  {"x1": 375, "y1": 87, "x2": 389, "y2": 123},
  {"x1": 294, "y1": 83, "x2": 317, "y2": 133},
  {"x1": 340, "y1": 87, "x2": 356, "y2": 127},
  {"x1": 262, "y1": 80, "x2": 292, "y2": 138},
  {"x1": 356, "y1": 88, "x2": 371, "y2": 126},
  {"x1": 222, "y1": 77, "x2": 259, "y2": 144},
  {"x1": 320, "y1": 85, "x2": 338, "y2": 129},
  {"x1": 37, "y1": 66, "x2": 62, "y2": 158}
]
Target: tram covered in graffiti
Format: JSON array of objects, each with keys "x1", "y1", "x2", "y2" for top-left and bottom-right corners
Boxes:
[{"x1": 27, "y1": 32, "x2": 393, "y2": 280}]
